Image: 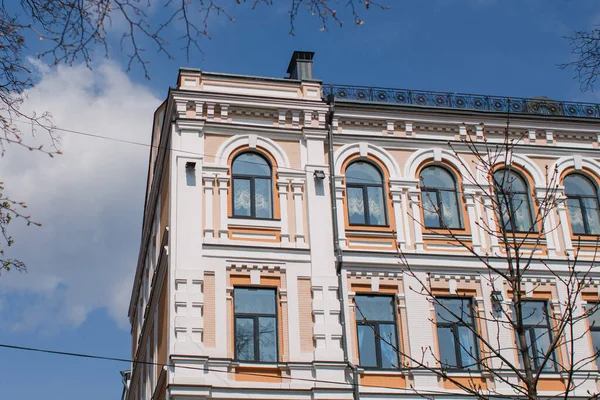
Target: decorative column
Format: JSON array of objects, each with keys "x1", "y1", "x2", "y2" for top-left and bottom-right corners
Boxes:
[
  {"x1": 334, "y1": 176, "x2": 347, "y2": 249},
  {"x1": 464, "y1": 189, "x2": 482, "y2": 254},
  {"x1": 556, "y1": 192, "x2": 574, "y2": 257},
  {"x1": 277, "y1": 179, "x2": 290, "y2": 244},
  {"x1": 203, "y1": 174, "x2": 215, "y2": 241},
  {"x1": 217, "y1": 176, "x2": 229, "y2": 240},
  {"x1": 390, "y1": 183, "x2": 406, "y2": 250},
  {"x1": 483, "y1": 195, "x2": 500, "y2": 255},
  {"x1": 536, "y1": 189, "x2": 558, "y2": 256},
  {"x1": 292, "y1": 180, "x2": 305, "y2": 244},
  {"x1": 408, "y1": 188, "x2": 424, "y2": 252}
]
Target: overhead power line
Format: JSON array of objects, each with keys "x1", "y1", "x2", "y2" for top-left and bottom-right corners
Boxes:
[
  {"x1": 0, "y1": 342, "x2": 457, "y2": 395},
  {"x1": 12, "y1": 119, "x2": 396, "y2": 186}
]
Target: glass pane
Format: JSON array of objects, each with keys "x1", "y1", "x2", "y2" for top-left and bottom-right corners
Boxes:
[
  {"x1": 458, "y1": 326, "x2": 478, "y2": 369},
  {"x1": 567, "y1": 198, "x2": 585, "y2": 235},
  {"x1": 232, "y1": 153, "x2": 271, "y2": 176},
  {"x1": 521, "y1": 302, "x2": 547, "y2": 327},
  {"x1": 440, "y1": 190, "x2": 461, "y2": 229},
  {"x1": 590, "y1": 330, "x2": 600, "y2": 367},
  {"x1": 255, "y1": 178, "x2": 273, "y2": 219},
  {"x1": 346, "y1": 162, "x2": 383, "y2": 184},
  {"x1": 588, "y1": 304, "x2": 600, "y2": 328},
  {"x1": 435, "y1": 298, "x2": 473, "y2": 324},
  {"x1": 348, "y1": 187, "x2": 366, "y2": 224},
  {"x1": 355, "y1": 296, "x2": 395, "y2": 321},
  {"x1": 234, "y1": 288, "x2": 276, "y2": 314},
  {"x1": 235, "y1": 318, "x2": 255, "y2": 361},
  {"x1": 437, "y1": 326, "x2": 458, "y2": 368},
  {"x1": 367, "y1": 186, "x2": 386, "y2": 225},
  {"x1": 357, "y1": 324, "x2": 378, "y2": 367},
  {"x1": 258, "y1": 317, "x2": 277, "y2": 362},
  {"x1": 494, "y1": 170, "x2": 527, "y2": 192},
  {"x1": 497, "y1": 193, "x2": 512, "y2": 231},
  {"x1": 565, "y1": 174, "x2": 596, "y2": 196},
  {"x1": 533, "y1": 327, "x2": 554, "y2": 371},
  {"x1": 379, "y1": 324, "x2": 399, "y2": 368},
  {"x1": 422, "y1": 190, "x2": 440, "y2": 228},
  {"x1": 511, "y1": 193, "x2": 533, "y2": 232},
  {"x1": 421, "y1": 166, "x2": 455, "y2": 189},
  {"x1": 583, "y1": 197, "x2": 600, "y2": 235},
  {"x1": 233, "y1": 178, "x2": 251, "y2": 217}
]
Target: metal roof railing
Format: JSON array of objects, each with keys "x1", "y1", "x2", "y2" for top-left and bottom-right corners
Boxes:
[{"x1": 323, "y1": 84, "x2": 600, "y2": 118}]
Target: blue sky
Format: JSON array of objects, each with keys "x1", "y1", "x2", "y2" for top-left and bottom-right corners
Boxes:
[{"x1": 1, "y1": 1, "x2": 599, "y2": 399}]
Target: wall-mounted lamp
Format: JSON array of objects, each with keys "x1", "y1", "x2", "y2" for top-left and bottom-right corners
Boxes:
[
  {"x1": 185, "y1": 161, "x2": 196, "y2": 170},
  {"x1": 313, "y1": 170, "x2": 326, "y2": 180},
  {"x1": 491, "y1": 290, "x2": 504, "y2": 303}
]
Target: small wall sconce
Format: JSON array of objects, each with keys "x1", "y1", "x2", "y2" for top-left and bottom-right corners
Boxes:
[
  {"x1": 185, "y1": 161, "x2": 196, "y2": 170},
  {"x1": 491, "y1": 290, "x2": 504, "y2": 303},
  {"x1": 313, "y1": 170, "x2": 326, "y2": 180}
]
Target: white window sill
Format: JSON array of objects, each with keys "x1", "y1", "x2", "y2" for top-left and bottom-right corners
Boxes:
[{"x1": 227, "y1": 217, "x2": 282, "y2": 229}]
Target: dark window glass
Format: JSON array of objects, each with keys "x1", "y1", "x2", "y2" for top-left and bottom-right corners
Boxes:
[
  {"x1": 519, "y1": 301, "x2": 557, "y2": 372},
  {"x1": 587, "y1": 303, "x2": 600, "y2": 368},
  {"x1": 493, "y1": 169, "x2": 535, "y2": 233},
  {"x1": 420, "y1": 166, "x2": 462, "y2": 229},
  {"x1": 434, "y1": 298, "x2": 479, "y2": 370},
  {"x1": 234, "y1": 288, "x2": 278, "y2": 362},
  {"x1": 346, "y1": 162, "x2": 387, "y2": 226},
  {"x1": 564, "y1": 174, "x2": 600, "y2": 235},
  {"x1": 232, "y1": 153, "x2": 273, "y2": 219},
  {"x1": 355, "y1": 295, "x2": 399, "y2": 369}
]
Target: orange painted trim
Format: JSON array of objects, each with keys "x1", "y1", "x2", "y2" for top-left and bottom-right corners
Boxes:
[
  {"x1": 537, "y1": 377, "x2": 566, "y2": 391},
  {"x1": 443, "y1": 375, "x2": 487, "y2": 390},
  {"x1": 234, "y1": 366, "x2": 282, "y2": 383},
  {"x1": 360, "y1": 373, "x2": 406, "y2": 389},
  {"x1": 350, "y1": 284, "x2": 405, "y2": 367},
  {"x1": 415, "y1": 161, "x2": 471, "y2": 236},
  {"x1": 227, "y1": 145, "x2": 281, "y2": 220},
  {"x1": 229, "y1": 274, "x2": 284, "y2": 362},
  {"x1": 341, "y1": 154, "x2": 395, "y2": 234},
  {"x1": 490, "y1": 163, "x2": 546, "y2": 240},
  {"x1": 582, "y1": 292, "x2": 600, "y2": 302}
]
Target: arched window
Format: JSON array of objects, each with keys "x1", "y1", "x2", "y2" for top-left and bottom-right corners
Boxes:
[
  {"x1": 420, "y1": 166, "x2": 462, "y2": 229},
  {"x1": 564, "y1": 174, "x2": 600, "y2": 235},
  {"x1": 232, "y1": 152, "x2": 273, "y2": 219},
  {"x1": 493, "y1": 169, "x2": 535, "y2": 233},
  {"x1": 346, "y1": 161, "x2": 387, "y2": 226}
]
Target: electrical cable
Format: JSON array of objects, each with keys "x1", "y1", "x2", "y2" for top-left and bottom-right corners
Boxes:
[{"x1": 0, "y1": 342, "x2": 465, "y2": 395}]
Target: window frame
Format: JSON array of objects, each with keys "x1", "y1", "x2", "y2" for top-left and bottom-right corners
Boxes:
[
  {"x1": 345, "y1": 160, "x2": 389, "y2": 227},
  {"x1": 563, "y1": 173, "x2": 600, "y2": 236},
  {"x1": 419, "y1": 165, "x2": 464, "y2": 230},
  {"x1": 354, "y1": 293, "x2": 401, "y2": 369},
  {"x1": 586, "y1": 302, "x2": 600, "y2": 368},
  {"x1": 434, "y1": 296, "x2": 481, "y2": 371},
  {"x1": 233, "y1": 286, "x2": 279, "y2": 363},
  {"x1": 519, "y1": 300, "x2": 558, "y2": 372},
  {"x1": 231, "y1": 151, "x2": 274, "y2": 220},
  {"x1": 493, "y1": 168, "x2": 536, "y2": 234}
]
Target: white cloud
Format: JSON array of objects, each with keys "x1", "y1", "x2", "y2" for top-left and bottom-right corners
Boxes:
[{"x1": 0, "y1": 60, "x2": 160, "y2": 331}]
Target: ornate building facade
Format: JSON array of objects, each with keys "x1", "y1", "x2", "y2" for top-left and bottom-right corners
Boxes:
[{"x1": 125, "y1": 51, "x2": 600, "y2": 399}]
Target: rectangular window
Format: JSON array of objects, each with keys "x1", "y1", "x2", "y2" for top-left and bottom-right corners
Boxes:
[
  {"x1": 434, "y1": 297, "x2": 479, "y2": 370},
  {"x1": 355, "y1": 295, "x2": 399, "y2": 369},
  {"x1": 589, "y1": 303, "x2": 600, "y2": 368},
  {"x1": 234, "y1": 288, "x2": 278, "y2": 362},
  {"x1": 519, "y1": 301, "x2": 557, "y2": 372}
]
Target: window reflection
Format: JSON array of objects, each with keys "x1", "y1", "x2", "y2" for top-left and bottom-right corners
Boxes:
[
  {"x1": 346, "y1": 161, "x2": 387, "y2": 226},
  {"x1": 232, "y1": 152, "x2": 273, "y2": 219}
]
